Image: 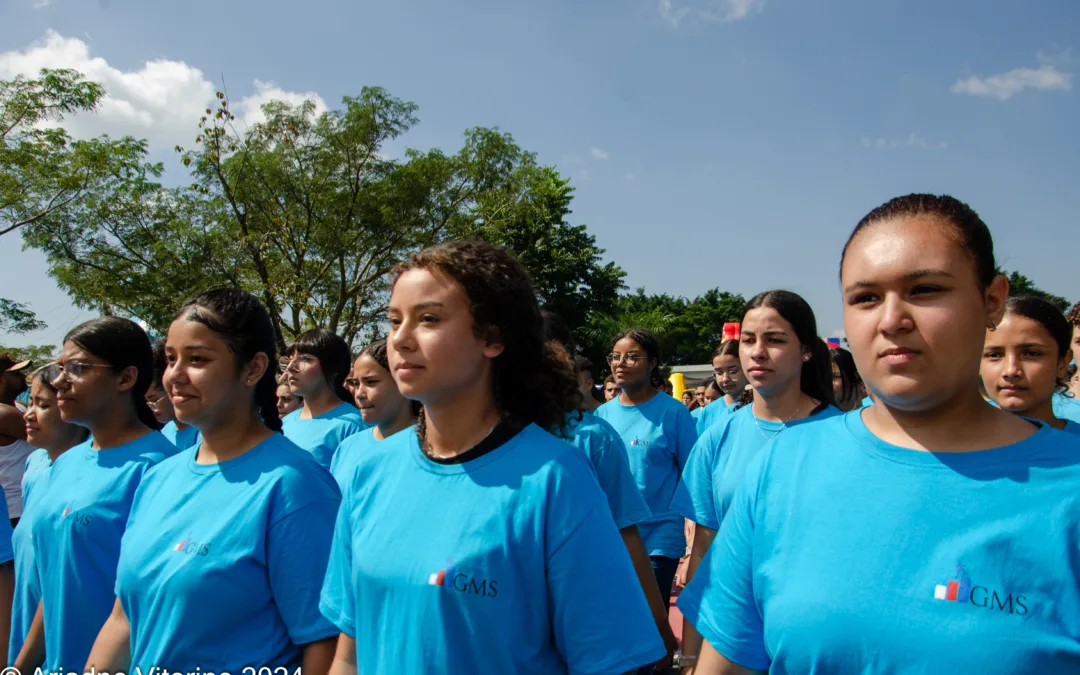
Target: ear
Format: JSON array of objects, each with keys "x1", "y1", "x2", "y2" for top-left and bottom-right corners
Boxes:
[
  {"x1": 1059, "y1": 349, "x2": 1073, "y2": 382},
  {"x1": 984, "y1": 273, "x2": 1009, "y2": 328},
  {"x1": 244, "y1": 352, "x2": 270, "y2": 388},
  {"x1": 116, "y1": 366, "x2": 139, "y2": 393},
  {"x1": 482, "y1": 326, "x2": 505, "y2": 360}
]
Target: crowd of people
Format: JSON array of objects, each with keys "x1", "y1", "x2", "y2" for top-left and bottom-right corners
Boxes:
[{"x1": 0, "y1": 192, "x2": 1078, "y2": 674}]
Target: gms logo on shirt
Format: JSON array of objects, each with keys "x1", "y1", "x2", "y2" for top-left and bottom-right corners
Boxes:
[
  {"x1": 172, "y1": 536, "x2": 211, "y2": 556},
  {"x1": 629, "y1": 439, "x2": 656, "y2": 448},
  {"x1": 428, "y1": 558, "x2": 499, "y2": 598},
  {"x1": 932, "y1": 563, "x2": 1028, "y2": 615},
  {"x1": 61, "y1": 501, "x2": 91, "y2": 527}
]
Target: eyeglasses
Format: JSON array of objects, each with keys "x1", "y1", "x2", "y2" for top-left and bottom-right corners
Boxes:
[
  {"x1": 608, "y1": 353, "x2": 647, "y2": 366},
  {"x1": 713, "y1": 366, "x2": 742, "y2": 377},
  {"x1": 343, "y1": 377, "x2": 360, "y2": 390},
  {"x1": 35, "y1": 361, "x2": 113, "y2": 382},
  {"x1": 284, "y1": 354, "x2": 318, "y2": 369}
]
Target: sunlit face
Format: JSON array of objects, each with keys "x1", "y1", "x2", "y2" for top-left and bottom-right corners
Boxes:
[
  {"x1": 740, "y1": 307, "x2": 808, "y2": 398},
  {"x1": 164, "y1": 319, "x2": 267, "y2": 430},
  {"x1": 1072, "y1": 324, "x2": 1080, "y2": 363},
  {"x1": 387, "y1": 268, "x2": 502, "y2": 405},
  {"x1": 841, "y1": 216, "x2": 1007, "y2": 411},
  {"x1": 352, "y1": 353, "x2": 410, "y2": 426},
  {"x1": 981, "y1": 313, "x2": 1069, "y2": 415},
  {"x1": 145, "y1": 381, "x2": 175, "y2": 425},
  {"x1": 276, "y1": 384, "x2": 301, "y2": 418},
  {"x1": 704, "y1": 385, "x2": 722, "y2": 403},
  {"x1": 610, "y1": 337, "x2": 654, "y2": 391},
  {"x1": 682, "y1": 391, "x2": 693, "y2": 407},
  {"x1": 694, "y1": 385, "x2": 707, "y2": 406},
  {"x1": 23, "y1": 379, "x2": 85, "y2": 451},
  {"x1": 712, "y1": 353, "x2": 748, "y2": 396},
  {"x1": 283, "y1": 350, "x2": 327, "y2": 398},
  {"x1": 604, "y1": 381, "x2": 620, "y2": 401},
  {"x1": 50, "y1": 341, "x2": 133, "y2": 427}
]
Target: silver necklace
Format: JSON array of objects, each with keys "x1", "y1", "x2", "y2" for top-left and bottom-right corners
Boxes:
[{"x1": 753, "y1": 399, "x2": 807, "y2": 441}]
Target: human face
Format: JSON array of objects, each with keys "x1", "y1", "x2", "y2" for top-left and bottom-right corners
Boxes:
[
  {"x1": 352, "y1": 353, "x2": 410, "y2": 426},
  {"x1": 704, "y1": 386, "x2": 722, "y2": 403},
  {"x1": 387, "y1": 268, "x2": 502, "y2": 405},
  {"x1": 577, "y1": 371, "x2": 595, "y2": 401},
  {"x1": 682, "y1": 391, "x2": 693, "y2": 407},
  {"x1": 276, "y1": 384, "x2": 301, "y2": 417},
  {"x1": 980, "y1": 313, "x2": 1069, "y2": 416},
  {"x1": 841, "y1": 216, "x2": 1007, "y2": 411},
  {"x1": 604, "y1": 381, "x2": 620, "y2": 401},
  {"x1": 283, "y1": 350, "x2": 327, "y2": 398},
  {"x1": 739, "y1": 307, "x2": 808, "y2": 399},
  {"x1": 712, "y1": 353, "x2": 748, "y2": 396},
  {"x1": 23, "y1": 379, "x2": 84, "y2": 452},
  {"x1": 610, "y1": 337, "x2": 654, "y2": 391},
  {"x1": 50, "y1": 341, "x2": 133, "y2": 427},
  {"x1": 164, "y1": 319, "x2": 267, "y2": 430},
  {"x1": 694, "y1": 385, "x2": 706, "y2": 406},
  {"x1": 145, "y1": 382, "x2": 175, "y2": 425}
]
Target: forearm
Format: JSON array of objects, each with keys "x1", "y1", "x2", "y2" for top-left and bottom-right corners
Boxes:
[
  {"x1": 680, "y1": 525, "x2": 717, "y2": 671},
  {"x1": 620, "y1": 526, "x2": 678, "y2": 649},
  {"x1": 84, "y1": 612, "x2": 132, "y2": 672},
  {"x1": 327, "y1": 634, "x2": 357, "y2": 675},
  {"x1": 0, "y1": 562, "x2": 14, "y2": 667},
  {"x1": 14, "y1": 600, "x2": 45, "y2": 670}
]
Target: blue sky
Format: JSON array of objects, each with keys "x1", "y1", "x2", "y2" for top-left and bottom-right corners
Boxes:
[{"x1": 2, "y1": 0, "x2": 1077, "y2": 353}]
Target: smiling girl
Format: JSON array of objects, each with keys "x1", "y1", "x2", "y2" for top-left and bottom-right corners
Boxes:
[
  {"x1": 681, "y1": 194, "x2": 1080, "y2": 674},
  {"x1": 320, "y1": 241, "x2": 664, "y2": 674},
  {"x1": 694, "y1": 340, "x2": 750, "y2": 433}
]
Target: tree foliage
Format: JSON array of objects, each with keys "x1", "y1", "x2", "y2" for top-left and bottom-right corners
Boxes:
[
  {"x1": 999, "y1": 269, "x2": 1070, "y2": 312},
  {"x1": 0, "y1": 343, "x2": 55, "y2": 366},
  {"x1": 0, "y1": 298, "x2": 46, "y2": 334}
]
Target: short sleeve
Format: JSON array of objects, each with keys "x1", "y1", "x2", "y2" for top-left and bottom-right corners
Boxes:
[
  {"x1": 678, "y1": 449, "x2": 769, "y2": 671},
  {"x1": 674, "y1": 405, "x2": 699, "y2": 471},
  {"x1": 267, "y1": 493, "x2": 342, "y2": 644},
  {"x1": 670, "y1": 425, "x2": 724, "y2": 530},
  {"x1": 319, "y1": 487, "x2": 357, "y2": 638},
  {"x1": 547, "y1": 501, "x2": 666, "y2": 675},
  {"x1": 586, "y1": 421, "x2": 652, "y2": 530}
]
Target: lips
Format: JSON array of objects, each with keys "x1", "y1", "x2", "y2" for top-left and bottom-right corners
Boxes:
[
  {"x1": 879, "y1": 346, "x2": 919, "y2": 366},
  {"x1": 746, "y1": 367, "x2": 770, "y2": 376}
]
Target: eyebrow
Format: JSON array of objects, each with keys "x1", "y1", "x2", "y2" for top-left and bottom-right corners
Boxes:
[
  {"x1": 741, "y1": 330, "x2": 788, "y2": 338},
  {"x1": 842, "y1": 268, "x2": 956, "y2": 294},
  {"x1": 389, "y1": 301, "x2": 447, "y2": 312}
]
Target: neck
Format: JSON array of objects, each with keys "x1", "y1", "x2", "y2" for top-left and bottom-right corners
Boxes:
[
  {"x1": 864, "y1": 387, "x2": 1032, "y2": 452},
  {"x1": 1017, "y1": 397, "x2": 1066, "y2": 431},
  {"x1": 46, "y1": 435, "x2": 84, "y2": 463},
  {"x1": 579, "y1": 396, "x2": 600, "y2": 412},
  {"x1": 723, "y1": 393, "x2": 738, "y2": 406},
  {"x1": 88, "y1": 403, "x2": 149, "y2": 450},
  {"x1": 374, "y1": 405, "x2": 416, "y2": 442},
  {"x1": 751, "y1": 384, "x2": 812, "y2": 422},
  {"x1": 197, "y1": 413, "x2": 272, "y2": 463},
  {"x1": 423, "y1": 379, "x2": 501, "y2": 459},
  {"x1": 172, "y1": 419, "x2": 188, "y2": 430},
  {"x1": 302, "y1": 387, "x2": 342, "y2": 418},
  {"x1": 619, "y1": 381, "x2": 657, "y2": 406}
]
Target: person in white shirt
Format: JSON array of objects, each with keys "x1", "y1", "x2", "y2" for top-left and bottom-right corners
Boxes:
[{"x1": 0, "y1": 355, "x2": 35, "y2": 527}]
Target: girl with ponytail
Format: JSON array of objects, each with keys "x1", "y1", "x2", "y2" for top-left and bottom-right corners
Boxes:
[
  {"x1": 84, "y1": 288, "x2": 341, "y2": 675},
  {"x1": 320, "y1": 240, "x2": 664, "y2": 673},
  {"x1": 670, "y1": 289, "x2": 840, "y2": 671},
  {"x1": 281, "y1": 329, "x2": 366, "y2": 468},
  {"x1": 15, "y1": 317, "x2": 177, "y2": 673}
]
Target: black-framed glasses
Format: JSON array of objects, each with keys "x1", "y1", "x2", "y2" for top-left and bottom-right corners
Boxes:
[
  {"x1": 608, "y1": 353, "x2": 647, "y2": 366},
  {"x1": 34, "y1": 361, "x2": 113, "y2": 383}
]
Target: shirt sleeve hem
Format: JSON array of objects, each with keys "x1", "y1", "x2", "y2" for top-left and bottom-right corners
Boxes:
[
  {"x1": 613, "y1": 506, "x2": 653, "y2": 530},
  {"x1": 318, "y1": 598, "x2": 355, "y2": 638},
  {"x1": 289, "y1": 622, "x2": 343, "y2": 646},
  {"x1": 568, "y1": 640, "x2": 667, "y2": 675},
  {"x1": 695, "y1": 614, "x2": 770, "y2": 671},
  {"x1": 672, "y1": 503, "x2": 719, "y2": 530}
]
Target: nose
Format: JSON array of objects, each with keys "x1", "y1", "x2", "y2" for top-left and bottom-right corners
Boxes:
[
  {"x1": 389, "y1": 319, "x2": 416, "y2": 354},
  {"x1": 1002, "y1": 353, "x2": 1024, "y2": 379},
  {"x1": 878, "y1": 293, "x2": 914, "y2": 336}
]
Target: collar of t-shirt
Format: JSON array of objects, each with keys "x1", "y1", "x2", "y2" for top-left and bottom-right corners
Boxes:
[{"x1": 423, "y1": 420, "x2": 524, "y2": 465}]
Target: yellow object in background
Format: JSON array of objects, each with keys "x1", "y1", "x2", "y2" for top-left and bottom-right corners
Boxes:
[{"x1": 670, "y1": 372, "x2": 686, "y2": 400}]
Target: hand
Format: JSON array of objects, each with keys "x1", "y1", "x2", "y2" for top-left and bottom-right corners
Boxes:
[{"x1": 675, "y1": 555, "x2": 690, "y2": 589}]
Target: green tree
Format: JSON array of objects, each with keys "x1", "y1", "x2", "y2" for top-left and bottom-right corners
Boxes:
[
  {"x1": 0, "y1": 298, "x2": 46, "y2": 334},
  {"x1": 999, "y1": 269, "x2": 1070, "y2": 312},
  {"x1": 0, "y1": 343, "x2": 55, "y2": 366}
]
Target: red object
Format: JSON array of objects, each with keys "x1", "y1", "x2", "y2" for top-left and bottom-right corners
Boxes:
[
  {"x1": 722, "y1": 322, "x2": 741, "y2": 342},
  {"x1": 435, "y1": 569, "x2": 446, "y2": 586},
  {"x1": 946, "y1": 580, "x2": 959, "y2": 601}
]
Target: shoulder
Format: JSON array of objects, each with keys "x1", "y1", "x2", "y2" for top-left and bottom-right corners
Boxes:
[
  {"x1": 257, "y1": 434, "x2": 342, "y2": 516},
  {"x1": 511, "y1": 424, "x2": 605, "y2": 495},
  {"x1": 130, "y1": 431, "x2": 180, "y2": 465}
]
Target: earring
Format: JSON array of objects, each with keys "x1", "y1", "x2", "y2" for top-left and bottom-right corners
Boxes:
[{"x1": 803, "y1": 355, "x2": 811, "y2": 362}]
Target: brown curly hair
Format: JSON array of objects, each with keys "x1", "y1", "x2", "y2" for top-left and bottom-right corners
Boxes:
[
  {"x1": 1067, "y1": 301, "x2": 1080, "y2": 328},
  {"x1": 391, "y1": 240, "x2": 582, "y2": 439}
]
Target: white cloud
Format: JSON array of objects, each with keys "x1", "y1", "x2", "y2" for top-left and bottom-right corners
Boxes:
[
  {"x1": 0, "y1": 31, "x2": 327, "y2": 153},
  {"x1": 589, "y1": 146, "x2": 609, "y2": 160},
  {"x1": 659, "y1": 0, "x2": 765, "y2": 27},
  {"x1": 861, "y1": 133, "x2": 947, "y2": 151},
  {"x1": 33, "y1": 0, "x2": 52, "y2": 8},
  {"x1": 950, "y1": 65, "x2": 1073, "y2": 101}
]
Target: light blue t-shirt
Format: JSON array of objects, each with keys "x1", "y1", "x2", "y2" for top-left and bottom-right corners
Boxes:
[
  {"x1": 1054, "y1": 393, "x2": 1080, "y2": 424},
  {"x1": 282, "y1": 403, "x2": 366, "y2": 468},
  {"x1": 319, "y1": 424, "x2": 665, "y2": 674},
  {"x1": 30, "y1": 432, "x2": 176, "y2": 672},
  {"x1": 679, "y1": 411, "x2": 1080, "y2": 673},
  {"x1": 10, "y1": 449, "x2": 54, "y2": 664},
  {"x1": 560, "y1": 412, "x2": 652, "y2": 530},
  {"x1": 115, "y1": 433, "x2": 341, "y2": 671},
  {"x1": 1063, "y1": 421, "x2": 1080, "y2": 437},
  {"x1": 695, "y1": 399, "x2": 738, "y2": 434},
  {"x1": 0, "y1": 496, "x2": 12, "y2": 563},
  {"x1": 329, "y1": 426, "x2": 414, "y2": 491},
  {"x1": 594, "y1": 394, "x2": 698, "y2": 558},
  {"x1": 671, "y1": 403, "x2": 842, "y2": 530},
  {"x1": 160, "y1": 420, "x2": 201, "y2": 451}
]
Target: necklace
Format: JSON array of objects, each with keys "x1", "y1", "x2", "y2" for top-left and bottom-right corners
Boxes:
[{"x1": 753, "y1": 398, "x2": 808, "y2": 441}]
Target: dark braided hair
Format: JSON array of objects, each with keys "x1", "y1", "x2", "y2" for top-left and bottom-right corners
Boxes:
[
  {"x1": 175, "y1": 288, "x2": 282, "y2": 432},
  {"x1": 65, "y1": 317, "x2": 161, "y2": 431}
]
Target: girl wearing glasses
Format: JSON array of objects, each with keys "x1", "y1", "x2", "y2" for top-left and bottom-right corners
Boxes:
[
  {"x1": 980, "y1": 296, "x2": 1079, "y2": 436},
  {"x1": 671, "y1": 291, "x2": 839, "y2": 671},
  {"x1": 329, "y1": 340, "x2": 419, "y2": 490},
  {"x1": 694, "y1": 340, "x2": 749, "y2": 434},
  {"x1": 594, "y1": 327, "x2": 698, "y2": 654},
  {"x1": 276, "y1": 374, "x2": 303, "y2": 418},
  {"x1": 10, "y1": 367, "x2": 89, "y2": 664},
  {"x1": 320, "y1": 241, "x2": 664, "y2": 674},
  {"x1": 14, "y1": 317, "x2": 175, "y2": 674},
  {"x1": 281, "y1": 329, "x2": 366, "y2": 468},
  {"x1": 85, "y1": 288, "x2": 341, "y2": 674},
  {"x1": 681, "y1": 195, "x2": 1080, "y2": 674},
  {"x1": 148, "y1": 341, "x2": 201, "y2": 451}
]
